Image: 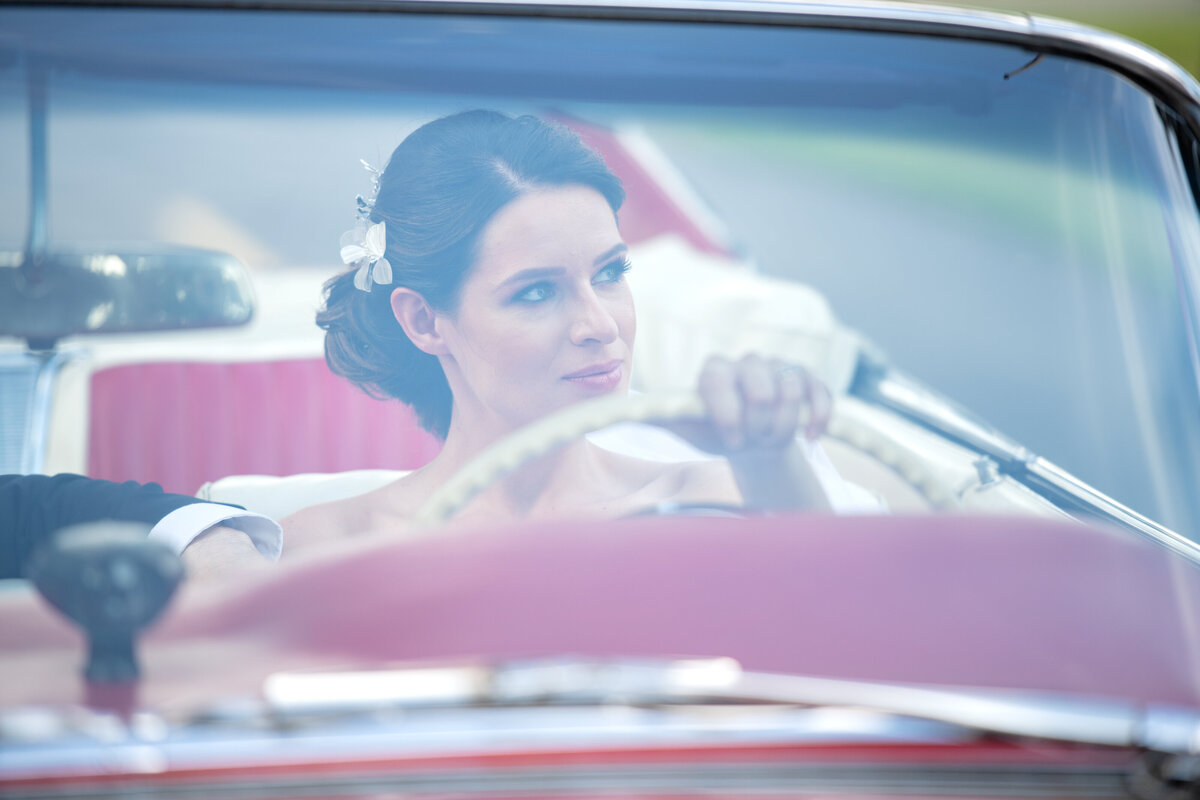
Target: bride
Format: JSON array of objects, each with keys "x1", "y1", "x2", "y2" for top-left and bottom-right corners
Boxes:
[{"x1": 284, "y1": 110, "x2": 838, "y2": 549}]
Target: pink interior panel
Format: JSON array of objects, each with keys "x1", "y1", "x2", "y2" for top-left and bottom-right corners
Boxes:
[{"x1": 88, "y1": 359, "x2": 442, "y2": 494}]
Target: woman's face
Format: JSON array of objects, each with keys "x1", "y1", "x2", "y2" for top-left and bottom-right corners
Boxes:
[{"x1": 436, "y1": 184, "x2": 635, "y2": 433}]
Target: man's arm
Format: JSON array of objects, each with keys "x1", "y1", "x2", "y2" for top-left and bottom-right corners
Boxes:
[
  {"x1": 1, "y1": 474, "x2": 281, "y2": 580},
  {"x1": 180, "y1": 524, "x2": 275, "y2": 581}
]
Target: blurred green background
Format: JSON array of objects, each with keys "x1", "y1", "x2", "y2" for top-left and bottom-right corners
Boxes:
[{"x1": 949, "y1": 0, "x2": 1199, "y2": 78}]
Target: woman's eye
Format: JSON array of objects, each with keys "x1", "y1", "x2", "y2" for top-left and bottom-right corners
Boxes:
[
  {"x1": 594, "y1": 258, "x2": 632, "y2": 285},
  {"x1": 513, "y1": 282, "x2": 555, "y2": 304}
]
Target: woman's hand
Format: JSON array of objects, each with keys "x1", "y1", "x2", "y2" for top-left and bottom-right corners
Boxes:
[
  {"x1": 663, "y1": 354, "x2": 834, "y2": 512},
  {"x1": 670, "y1": 354, "x2": 831, "y2": 455}
]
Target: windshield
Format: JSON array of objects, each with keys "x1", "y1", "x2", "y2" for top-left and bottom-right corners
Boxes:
[
  {"x1": 7, "y1": 4, "x2": 1200, "y2": 793},
  {"x1": 4, "y1": 8, "x2": 1200, "y2": 536}
]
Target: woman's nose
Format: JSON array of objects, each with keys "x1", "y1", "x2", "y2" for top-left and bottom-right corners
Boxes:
[{"x1": 568, "y1": 289, "x2": 620, "y2": 346}]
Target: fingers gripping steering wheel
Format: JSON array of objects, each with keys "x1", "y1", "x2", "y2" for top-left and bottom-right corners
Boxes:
[{"x1": 411, "y1": 391, "x2": 958, "y2": 527}]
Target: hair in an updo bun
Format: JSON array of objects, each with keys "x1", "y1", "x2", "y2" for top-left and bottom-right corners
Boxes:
[{"x1": 318, "y1": 110, "x2": 625, "y2": 439}]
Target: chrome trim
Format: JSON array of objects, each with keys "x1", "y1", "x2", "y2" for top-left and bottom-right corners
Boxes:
[
  {"x1": 263, "y1": 659, "x2": 1200, "y2": 753},
  {"x1": 731, "y1": 672, "x2": 1142, "y2": 751},
  {"x1": 1141, "y1": 706, "x2": 1200, "y2": 754},
  {"x1": 0, "y1": 351, "x2": 41, "y2": 475},
  {"x1": 1163, "y1": 127, "x2": 1200, "y2": 413},
  {"x1": 13, "y1": 659, "x2": 1198, "y2": 760},
  {"x1": 1024, "y1": 458, "x2": 1200, "y2": 564},
  {"x1": 0, "y1": 348, "x2": 73, "y2": 475},
  {"x1": 0, "y1": 755, "x2": 1132, "y2": 798},
  {"x1": 22, "y1": 348, "x2": 74, "y2": 474},
  {"x1": 7, "y1": 657, "x2": 1199, "y2": 787},
  {"x1": 0, "y1": 705, "x2": 976, "y2": 780}
]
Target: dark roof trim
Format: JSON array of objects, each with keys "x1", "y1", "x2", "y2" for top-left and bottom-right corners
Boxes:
[{"x1": 10, "y1": 0, "x2": 1200, "y2": 138}]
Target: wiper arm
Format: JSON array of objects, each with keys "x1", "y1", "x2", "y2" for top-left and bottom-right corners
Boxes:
[
  {"x1": 262, "y1": 657, "x2": 1200, "y2": 755},
  {"x1": 851, "y1": 355, "x2": 1200, "y2": 563}
]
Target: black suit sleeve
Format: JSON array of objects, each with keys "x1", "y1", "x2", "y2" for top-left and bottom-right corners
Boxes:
[{"x1": 0, "y1": 474, "x2": 215, "y2": 579}]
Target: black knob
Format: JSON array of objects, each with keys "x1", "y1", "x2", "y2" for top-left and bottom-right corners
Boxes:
[{"x1": 27, "y1": 521, "x2": 183, "y2": 683}]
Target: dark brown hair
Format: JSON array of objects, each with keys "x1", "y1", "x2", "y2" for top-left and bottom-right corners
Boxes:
[{"x1": 318, "y1": 111, "x2": 625, "y2": 438}]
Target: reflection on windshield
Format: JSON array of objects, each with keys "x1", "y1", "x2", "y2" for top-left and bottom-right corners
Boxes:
[{"x1": 1, "y1": 8, "x2": 1198, "y2": 536}]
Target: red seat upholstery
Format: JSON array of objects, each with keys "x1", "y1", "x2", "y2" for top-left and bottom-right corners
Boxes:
[{"x1": 88, "y1": 359, "x2": 442, "y2": 495}]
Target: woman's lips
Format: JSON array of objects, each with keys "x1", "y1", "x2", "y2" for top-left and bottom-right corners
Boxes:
[{"x1": 563, "y1": 360, "x2": 623, "y2": 391}]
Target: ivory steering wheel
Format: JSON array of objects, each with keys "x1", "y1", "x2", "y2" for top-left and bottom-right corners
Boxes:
[{"x1": 411, "y1": 390, "x2": 958, "y2": 527}]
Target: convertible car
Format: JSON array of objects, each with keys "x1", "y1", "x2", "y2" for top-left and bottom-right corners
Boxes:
[{"x1": 2, "y1": 0, "x2": 1200, "y2": 797}]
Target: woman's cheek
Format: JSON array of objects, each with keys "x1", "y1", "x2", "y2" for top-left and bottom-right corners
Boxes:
[
  {"x1": 618, "y1": 290, "x2": 636, "y2": 348},
  {"x1": 503, "y1": 320, "x2": 563, "y2": 370}
]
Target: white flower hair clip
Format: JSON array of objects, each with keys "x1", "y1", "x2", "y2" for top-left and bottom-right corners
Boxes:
[
  {"x1": 340, "y1": 220, "x2": 392, "y2": 292},
  {"x1": 340, "y1": 159, "x2": 391, "y2": 292}
]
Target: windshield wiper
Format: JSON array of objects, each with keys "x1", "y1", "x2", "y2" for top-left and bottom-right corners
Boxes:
[{"x1": 849, "y1": 353, "x2": 1200, "y2": 564}]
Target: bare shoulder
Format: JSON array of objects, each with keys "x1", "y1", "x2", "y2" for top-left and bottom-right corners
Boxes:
[
  {"x1": 279, "y1": 495, "x2": 368, "y2": 553},
  {"x1": 281, "y1": 475, "x2": 421, "y2": 554}
]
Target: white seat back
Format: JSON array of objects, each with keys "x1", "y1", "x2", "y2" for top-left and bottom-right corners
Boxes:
[{"x1": 197, "y1": 469, "x2": 406, "y2": 519}]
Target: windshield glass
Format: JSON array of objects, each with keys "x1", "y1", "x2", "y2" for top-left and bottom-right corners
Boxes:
[
  {"x1": 9, "y1": 7, "x2": 1200, "y2": 791},
  {"x1": 2, "y1": 7, "x2": 1199, "y2": 533}
]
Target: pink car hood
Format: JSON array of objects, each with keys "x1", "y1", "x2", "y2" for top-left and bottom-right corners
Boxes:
[{"x1": 2, "y1": 514, "x2": 1199, "y2": 715}]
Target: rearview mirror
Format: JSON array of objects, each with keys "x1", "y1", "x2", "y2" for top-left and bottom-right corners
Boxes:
[{"x1": 0, "y1": 248, "x2": 255, "y2": 349}]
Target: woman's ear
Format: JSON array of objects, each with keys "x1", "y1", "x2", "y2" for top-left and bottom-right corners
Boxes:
[{"x1": 390, "y1": 288, "x2": 450, "y2": 356}]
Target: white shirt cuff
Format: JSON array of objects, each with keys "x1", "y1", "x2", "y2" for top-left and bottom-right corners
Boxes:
[{"x1": 148, "y1": 503, "x2": 283, "y2": 561}]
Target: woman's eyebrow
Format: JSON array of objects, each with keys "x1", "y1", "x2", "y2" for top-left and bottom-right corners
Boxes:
[
  {"x1": 496, "y1": 266, "x2": 565, "y2": 290},
  {"x1": 593, "y1": 243, "x2": 628, "y2": 266}
]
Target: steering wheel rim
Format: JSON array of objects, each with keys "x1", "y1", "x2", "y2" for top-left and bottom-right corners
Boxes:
[{"x1": 411, "y1": 390, "x2": 959, "y2": 527}]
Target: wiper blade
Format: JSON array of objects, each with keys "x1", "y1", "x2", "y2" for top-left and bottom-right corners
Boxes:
[
  {"x1": 261, "y1": 657, "x2": 1200, "y2": 755},
  {"x1": 851, "y1": 357, "x2": 1200, "y2": 563}
]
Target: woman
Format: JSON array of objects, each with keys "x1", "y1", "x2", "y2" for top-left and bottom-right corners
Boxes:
[{"x1": 284, "y1": 110, "x2": 835, "y2": 548}]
